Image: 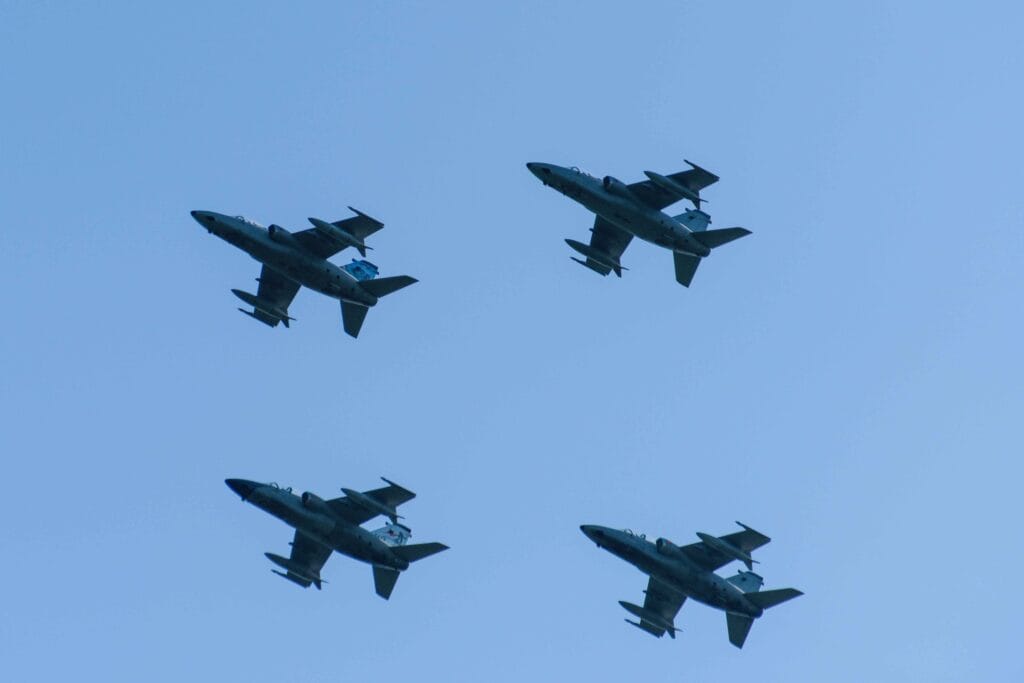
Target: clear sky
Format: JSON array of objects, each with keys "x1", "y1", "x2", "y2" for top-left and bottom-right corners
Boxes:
[{"x1": 2, "y1": 1, "x2": 1022, "y2": 681}]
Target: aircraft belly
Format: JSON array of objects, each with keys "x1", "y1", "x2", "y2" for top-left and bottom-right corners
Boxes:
[{"x1": 329, "y1": 529, "x2": 391, "y2": 566}]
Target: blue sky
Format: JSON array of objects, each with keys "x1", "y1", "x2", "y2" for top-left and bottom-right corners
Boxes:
[{"x1": 2, "y1": 2, "x2": 1022, "y2": 680}]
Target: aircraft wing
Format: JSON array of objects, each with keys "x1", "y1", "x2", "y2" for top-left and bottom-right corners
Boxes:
[
  {"x1": 252, "y1": 265, "x2": 301, "y2": 327},
  {"x1": 279, "y1": 529, "x2": 333, "y2": 587},
  {"x1": 293, "y1": 210, "x2": 385, "y2": 259},
  {"x1": 577, "y1": 216, "x2": 633, "y2": 276},
  {"x1": 628, "y1": 161, "x2": 720, "y2": 210},
  {"x1": 633, "y1": 576, "x2": 687, "y2": 637},
  {"x1": 680, "y1": 522, "x2": 772, "y2": 572},
  {"x1": 326, "y1": 478, "x2": 417, "y2": 525}
]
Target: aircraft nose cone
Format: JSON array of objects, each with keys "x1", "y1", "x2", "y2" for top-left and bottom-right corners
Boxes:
[
  {"x1": 580, "y1": 525, "x2": 604, "y2": 541},
  {"x1": 526, "y1": 162, "x2": 550, "y2": 180},
  {"x1": 225, "y1": 478, "x2": 260, "y2": 500},
  {"x1": 190, "y1": 210, "x2": 216, "y2": 227}
]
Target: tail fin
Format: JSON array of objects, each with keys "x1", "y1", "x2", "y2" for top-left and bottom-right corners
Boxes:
[
  {"x1": 691, "y1": 227, "x2": 751, "y2": 249},
  {"x1": 744, "y1": 588, "x2": 803, "y2": 610},
  {"x1": 340, "y1": 301, "x2": 369, "y2": 338},
  {"x1": 673, "y1": 252, "x2": 701, "y2": 287},
  {"x1": 372, "y1": 522, "x2": 412, "y2": 547},
  {"x1": 726, "y1": 570, "x2": 764, "y2": 593},
  {"x1": 390, "y1": 542, "x2": 449, "y2": 564},
  {"x1": 674, "y1": 209, "x2": 711, "y2": 232},
  {"x1": 372, "y1": 565, "x2": 400, "y2": 599},
  {"x1": 360, "y1": 275, "x2": 417, "y2": 298},
  {"x1": 726, "y1": 613, "x2": 755, "y2": 648}
]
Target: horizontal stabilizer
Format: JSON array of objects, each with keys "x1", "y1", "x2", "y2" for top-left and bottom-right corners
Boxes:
[
  {"x1": 744, "y1": 588, "x2": 803, "y2": 610},
  {"x1": 726, "y1": 612, "x2": 755, "y2": 648},
  {"x1": 673, "y1": 252, "x2": 701, "y2": 287},
  {"x1": 360, "y1": 275, "x2": 418, "y2": 298},
  {"x1": 390, "y1": 542, "x2": 449, "y2": 564},
  {"x1": 691, "y1": 227, "x2": 751, "y2": 249},
  {"x1": 372, "y1": 565, "x2": 400, "y2": 599},
  {"x1": 340, "y1": 301, "x2": 369, "y2": 338}
]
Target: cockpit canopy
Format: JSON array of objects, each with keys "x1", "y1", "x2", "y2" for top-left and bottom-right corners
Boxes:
[
  {"x1": 622, "y1": 528, "x2": 646, "y2": 540},
  {"x1": 267, "y1": 481, "x2": 293, "y2": 494},
  {"x1": 570, "y1": 166, "x2": 595, "y2": 178},
  {"x1": 234, "y1": 215, "x2": 265, "y2": 228}
]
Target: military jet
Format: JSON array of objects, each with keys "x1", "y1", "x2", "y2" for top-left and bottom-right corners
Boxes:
[
  {"x1": 226, "y1": 477, "x2": 448, "y2": 599},
  {"x1": 190, "y1": 209, "x2": 416, "y2": 337},
  {"x1": 580, "y1": 522, "x2": 801, "y2": 648},
  {"x1": 526, "y1": 161, "x2": 750, "y2": 286}
]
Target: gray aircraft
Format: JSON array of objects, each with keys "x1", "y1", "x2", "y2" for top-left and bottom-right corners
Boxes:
[
  {"x1": 226, "y1": 477, "x2": 448, "y2": 599},
  {"x1": 190, "y1": 209, "x2": 416, "y2": 337},
  {"x1": 526, "y1": 161, "x2": 750, "y2": 286},
  {"x1": 580, "y1": 522, "x2": 801, "y2": 648}
]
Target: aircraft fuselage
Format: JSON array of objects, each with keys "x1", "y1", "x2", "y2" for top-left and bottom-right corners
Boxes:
[
  {"x1": 580, "y1": 525, "x2": 762, "y2": 619},
  {"x1": 226, "y1": 479, "x2": 408, "y2": 570},
  {"x1": 190, "y1": 211, "x2": 377, "y2": 307},
  {"x1": 526, "y1": 163, "x2": 711, "y2": 257}
]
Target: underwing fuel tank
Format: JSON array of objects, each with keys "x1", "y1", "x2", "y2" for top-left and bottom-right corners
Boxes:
[
  {"x1": 643, "y1": 170, "x2": 702, "y2": 206},
  {"x1": 308, "y1": 217, "x2": 371, "y2": 255},
  {"x1": 564, "y1": 239, "x2": 626, "y2": 276},
  {"x1": 265, "y1": 552, "x2": 322, "y2": 589},
  {"x1": 619, "y1": 601, "x2": 678, "y2": 638},
  {"x1": 340, "y1": 488, "x2": 401, "y2": 523},
  {"x1": 696, "y1": 532, "x2": 757, "y2": 570},
  {"x1": 231, "y1": 289, "x2": 294, "y2": 324}
]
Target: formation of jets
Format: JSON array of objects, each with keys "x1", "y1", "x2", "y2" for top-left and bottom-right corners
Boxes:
[
  {"x1": 190, "y1": 160, "x2": 749, "y2": 335},
  {"x1": 201, "y1": 160, "x2": 802, "y2": 651}
]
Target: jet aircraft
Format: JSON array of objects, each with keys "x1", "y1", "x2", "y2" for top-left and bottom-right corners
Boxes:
[
  {"x1": 190, "y1": 209, "x2": 416, "y2": 337},
  {"x1": 580, "y1": 522, "x2": 801, "y2": 648},
  {"x1": 226, "y1": 477, "x2": 448, "y2": 599},
  {"x1": 526, "y1": 161, "x2": 750, "y2": 286}
]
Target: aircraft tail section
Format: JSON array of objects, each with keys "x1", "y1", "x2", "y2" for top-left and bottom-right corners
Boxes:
[
  {"x1": 390, "y1": 542, "x2": 449, "y2": 564},
  {"x1": 673, "y1": 252, "x2": 701, "y2": 287},
  {"x1": 340, "y1": 301, "x2": 370, "y2": 338},
  {"x1": 372, "y1": 565, "x2": 401, "y2": 599},
  {"x1": 744, "y1": 587, "x2": 803, "y2": 610},
  {"x1": 726, "y1": 570, "x2": 764, "y2": 593},
  {"x1": 360, "y1": 275, "x2": 418, "y2": 298},
  {"x1": 372, "y1": 521, "x2": 412, "y2": 547},
  {"x1": 691, "y1": 227, "x2": 751, "y2": 249},
  {"x1": 674, "y1": 209, "x2": 711, "y2": 232},
  {"x1": 726, "y1": 613, "x2": 755, "y2": 648}
]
